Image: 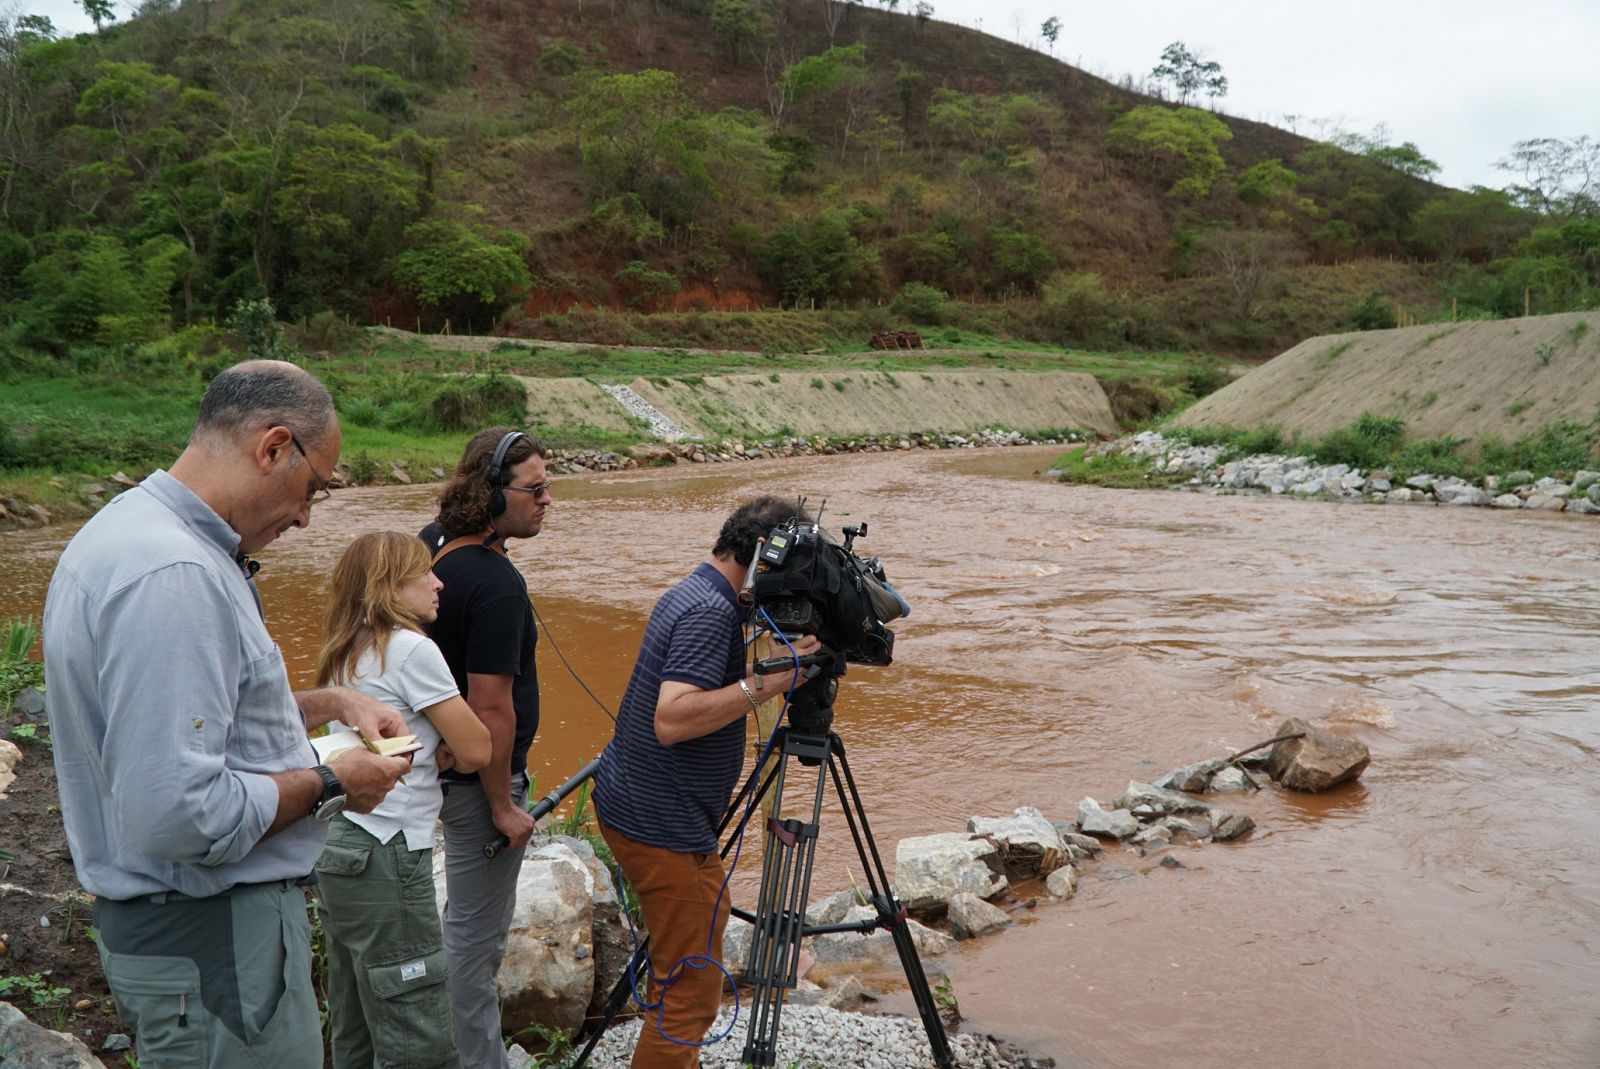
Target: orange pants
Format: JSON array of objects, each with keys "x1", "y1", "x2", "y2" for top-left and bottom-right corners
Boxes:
[{"x1": 599, "y1": 821, "x2": 733, "y2": 1069}]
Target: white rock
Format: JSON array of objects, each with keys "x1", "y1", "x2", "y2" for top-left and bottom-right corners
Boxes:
[
  {"x1": 893, "y1": 833, "x2": 1007, "y2": 910},
  {"x1": 1044, "y1": 865, "x2": 1079, "y2": 900},
  {"x1": 966, "y1": 806, "x2": 1068, "y2": 872},
  {"x1": 1075, "y1": 798, "x2": 1139, "y2": 839}
]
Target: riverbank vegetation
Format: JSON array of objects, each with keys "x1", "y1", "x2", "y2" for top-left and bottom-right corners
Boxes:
[
  {"x1": 0, "y1": 315, "x2": 1218, "y2": 524},
  {"x1": 1055, "y1": 409, "x2": 1600, "y2": 487}
]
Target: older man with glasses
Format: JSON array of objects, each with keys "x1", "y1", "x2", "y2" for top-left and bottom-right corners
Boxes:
[{"x1": 44, "y1": 359, "x2": 414, "y2": 1069}]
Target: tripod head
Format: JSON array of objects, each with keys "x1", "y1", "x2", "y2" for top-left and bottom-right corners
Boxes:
[{"x1": 754, "y1": 645, "x2": 839, "y2": 744}]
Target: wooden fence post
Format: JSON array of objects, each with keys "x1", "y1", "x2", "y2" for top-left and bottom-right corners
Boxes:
[{"x1": 1524, "y1": 289, "x2": 1531, "y2": 317}]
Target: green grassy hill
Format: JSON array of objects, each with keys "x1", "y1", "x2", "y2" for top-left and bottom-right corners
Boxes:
[{"x1": 3, "y1": 0, "x2": 1592, "y2": 363}]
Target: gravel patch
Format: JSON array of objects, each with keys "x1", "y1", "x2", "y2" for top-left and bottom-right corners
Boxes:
[
  {"x1": 525, "y1": 1004, "x2": 1052, "y2": 1069},
  {"x1": 601, "y1": 383, "x2": 699, "y2": 441}
]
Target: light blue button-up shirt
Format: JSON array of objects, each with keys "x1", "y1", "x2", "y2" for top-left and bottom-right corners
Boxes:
[{"x1": 43, "y1": 470, "x2": 323, "y2": 899}]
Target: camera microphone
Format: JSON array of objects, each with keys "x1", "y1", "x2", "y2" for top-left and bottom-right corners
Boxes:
[{"x1": 738, "y1": 537, "x2": 764, "y2": 607}]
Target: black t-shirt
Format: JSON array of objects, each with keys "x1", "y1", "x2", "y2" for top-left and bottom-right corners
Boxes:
[{"x1": 420, "y1": 525, "x2": 539, "y2": 784}]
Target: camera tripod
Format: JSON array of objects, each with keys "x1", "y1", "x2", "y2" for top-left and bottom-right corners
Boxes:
[
  {"x1": 719, "y1": 664, "x2": 954, "y2": 1068},
  {"x1": 566, "y1": 664, "x2": 954, "y2": 1069}
]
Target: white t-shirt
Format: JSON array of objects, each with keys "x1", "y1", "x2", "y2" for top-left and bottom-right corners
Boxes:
[{"x1": 328, "y1": 628, "x2": 460, "y2": 851}]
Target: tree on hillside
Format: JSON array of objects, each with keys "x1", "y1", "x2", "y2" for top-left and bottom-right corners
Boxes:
[
  {"x1": 711, "y1": 0, "x2": 762, "y2": 62},
  {"x1": 1105, "y1": 105, "x2": 1232, "y2": 200},
  {"x1": 392, "y1": 218, "x2": 529, "y2": 322},
  {"x1": 1040, "y1": 16, "x2": 1060, "y2": 55},
  {"x1": 1411, "y1": 187, "x2": 1531, "y2": 262},
  {"x1": 1150, "y1": 41, "x2": 1227, "y2": 106},
  {"x1": 274, "y1": 123, "x2": 424, "y2": 311},
  {"x1": 781, "y1": 44, "x2": 870, "y2": 158},
  {"x1": 78, "y1": 0, "x2": 115, "y2": 32},
  {"x1": 820, "y1": 0, "x2": 851, "y2": 46},
  {"x1": 1196, "y1": 228, "x2": 1299, "y2": 320},
  {"x1": 1496, "y1": 136, "x2": 1598, "y2": 220}
]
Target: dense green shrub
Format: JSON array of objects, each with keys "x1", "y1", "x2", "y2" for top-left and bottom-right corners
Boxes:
[
  {"x1": 1180, "y1": 355, "x2": 1232, "y2": 398},
  {"x1": 1038, "y1": 271, "x2": 1121, "y2": 348},
  {"x1": 889, "y1": 282, "x2": 947, "y2": 324},
  {"x1": 1352, "y1": 291, "x2": 1398, "y2": 331},
  {"x1": 1310, "y1": 412, "x2": 1406, "y2": 470},
  {"x1": 227, "y1": 299, "x2": 286, "y2": 359},
  {"x1": 427, "y1": 373, "x2": 527, "y2": 430}
]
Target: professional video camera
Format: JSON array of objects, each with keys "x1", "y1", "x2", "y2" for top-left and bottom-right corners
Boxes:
[{"x1": 738, "y1": 506, "x2": 907, "y2": 669}]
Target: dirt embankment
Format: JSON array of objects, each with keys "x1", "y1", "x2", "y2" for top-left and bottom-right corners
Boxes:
[
  {"x1": 511, "y1": 369, "x2": 1117, "y2": 440},
  {"x1": 1170, "y1": 311, "x2": 1600, "y2": 445}
]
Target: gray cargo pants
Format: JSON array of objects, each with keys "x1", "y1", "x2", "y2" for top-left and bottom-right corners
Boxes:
[
  {"x1": 439, "y1": 772, "x2": 529, "y2": 1069},
  {"x1": 92, "y1": 881, "x2": 323, "y2": 1069}
]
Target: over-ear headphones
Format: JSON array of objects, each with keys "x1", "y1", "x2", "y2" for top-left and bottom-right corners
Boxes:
[{"x1": 486, "y1": 430, "x2": 527, "y2": 519}]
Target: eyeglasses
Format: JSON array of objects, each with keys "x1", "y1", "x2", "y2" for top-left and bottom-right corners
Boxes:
[
  {"x1": 289, "y1": 433, "x2": 334, "y2": 506},
  {"x1": 502, "y1": 482, "x2": 550, "y2": 499}
]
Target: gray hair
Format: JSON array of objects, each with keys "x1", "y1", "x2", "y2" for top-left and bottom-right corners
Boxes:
[{"x1": 192, "y1": 360, "x2": 336, "y2": 450}]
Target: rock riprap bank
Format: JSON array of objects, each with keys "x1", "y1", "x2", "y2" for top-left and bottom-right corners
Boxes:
[{"x1": 1083, "y1": 431, "x2": 1600, "y2": 514}]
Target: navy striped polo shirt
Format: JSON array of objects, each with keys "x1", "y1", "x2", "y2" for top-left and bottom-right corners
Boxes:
[{"x1": 594, "y1": 562, "x2": 749, "y2": 854}]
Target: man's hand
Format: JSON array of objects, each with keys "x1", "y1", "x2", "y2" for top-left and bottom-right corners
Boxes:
[
  {"x1": 755, "y1": 634, "x2": 824, "y2": 697},
  {"x1": 435, "y1": 744, "x2": 457, "y2": 773},
  {"x1": 332, "y1": 689, "x2": 407, "y2": 739},
  {"x1": 492, "y1": 803, "x2": 537, "y2": 853},
  {"x1": 326, "y1": 749, "x2": 412, "y2": 813},
  {"x1": 298, "y1": 687, "x2": 408, "y2": 737}
]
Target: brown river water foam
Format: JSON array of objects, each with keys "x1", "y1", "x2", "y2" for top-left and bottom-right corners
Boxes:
[{"x1": 4, "y1": 445, "x2": 1598, "y2": 1068}]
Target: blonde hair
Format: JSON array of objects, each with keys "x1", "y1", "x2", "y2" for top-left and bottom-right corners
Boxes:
[{"x1": 315, "y1": 531, "x2": 435, "y2": 688}]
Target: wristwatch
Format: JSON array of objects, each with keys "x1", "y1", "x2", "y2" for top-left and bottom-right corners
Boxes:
[{"x1": 312, "y1": 764, "x2": 346, "y2": 821}]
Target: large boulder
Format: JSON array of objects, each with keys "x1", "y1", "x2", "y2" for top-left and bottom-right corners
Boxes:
[
  {"x1": 1265, "y1": 717, "x2": 1370, "y2": 792},
  {"x1": 1076, "y1": 798, "x2": 1139, "y2": 840},
  {"x1": 965, "y1": 806, "x2": 1068, "y2": 873},
  {"x1": 1044, "y1": 865, "x2": 1079, "y2": 901},
  {"x1": 808, "y1": 905, "x2": 955, "y2": 966},
  {"x1": 1154, "y1": 757, "x2": 1226, "y2": 792},
  {"x1": 1208, "y1": 809, "x2": 1256, "y2": 841},
  {"x1": 495, "y1": 841, "x2": 599, "y2": 1034},
  {"x1": 945, "y1": 893, "x2": 1011, "y2": 940},
  {"x1": 626, "y1": 444, "x2": 678, "y2": 466},
  {"x1": 0, "y1": 1002, "x2": 105, "y2": 1068},
  {"x1": 0, "y1": 739, "x2": 21, "y2": 798},
  {"x1": 893, "y1": 833, "x2": 1006, "y2": 911},
  {"x1": 1111, "y1": 782, "x2": 1211, "y2": 816}
]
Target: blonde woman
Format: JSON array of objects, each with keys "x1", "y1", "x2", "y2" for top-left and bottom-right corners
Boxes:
[{"x1": 313, "y1": 531, "x2": 492, "y2": 1069}]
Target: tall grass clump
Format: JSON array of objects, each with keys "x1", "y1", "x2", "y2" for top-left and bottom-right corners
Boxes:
[
  {"x1": 1311, "y1": 412, "x2": 1406, "y2": 470},
  {"x1": 1, "y1": 617, "x2": 44, "y2": 710},
  {"x1": 1478, "y1": 419, "x2": 1600, "y2": 476}
]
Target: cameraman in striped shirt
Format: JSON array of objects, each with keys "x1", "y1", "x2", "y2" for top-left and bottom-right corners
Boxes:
[{"x1": 593, "y1": 496, "x2": 818, "y2": 1069}]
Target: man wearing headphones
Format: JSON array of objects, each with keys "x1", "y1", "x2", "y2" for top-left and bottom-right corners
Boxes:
[{"x1": 420, "y1": 426, "x2": 550, "y2": 1068}]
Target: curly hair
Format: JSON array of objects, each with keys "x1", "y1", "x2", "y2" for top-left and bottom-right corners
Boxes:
[
  {"x1": 434, "y1": 426, "x2": 547, "y2": 536},
  {"x1": 713, "y1": 496, "x2": 812, "y2": 566}
]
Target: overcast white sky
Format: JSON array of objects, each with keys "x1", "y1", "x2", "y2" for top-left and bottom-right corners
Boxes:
[{"x1": 21, "y1": 0, "x2": 1600, "y2": 191}]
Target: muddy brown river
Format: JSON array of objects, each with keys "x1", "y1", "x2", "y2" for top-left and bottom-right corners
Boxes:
[{"x1": 4, "y1": 445, "x2": 1598, "y2": 1068}]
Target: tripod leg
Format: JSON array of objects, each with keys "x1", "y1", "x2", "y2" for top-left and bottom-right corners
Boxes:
[
  {"x1": 740, "y1": 731, "x2": 831, "y2": 1067},
  {"x1": 826, "y1": 738, "x2": 956, "y2": 1069}
]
